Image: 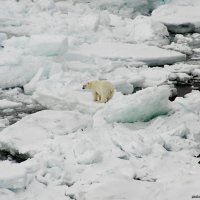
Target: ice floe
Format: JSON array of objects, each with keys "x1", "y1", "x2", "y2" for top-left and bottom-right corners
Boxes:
[
  {"x1": 0, "y1": 110, "x2": 92, "y2": 155},
  {"x1": 104, "y1": 86, "x2": 171, "y2": 123},
  {"x1": 74, "y1": 42, "x2": 186, "y2": 65},
  {"x1": 129, "y1": 15, "x2": 170, "y2": 46},
  {"x1": 27, "y1": 34, "x2": 68, "y2": 56},
  {"x1": 152, "y1": 0, "x2": 200, "y2": 33}
]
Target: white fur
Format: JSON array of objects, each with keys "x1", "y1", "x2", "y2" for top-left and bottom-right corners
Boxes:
[{"x1": 83, "y1": 80, "x2": 114, "y2": 103}]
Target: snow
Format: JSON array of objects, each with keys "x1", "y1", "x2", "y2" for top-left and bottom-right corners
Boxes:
[
  {"x1": 0, "y1": 0, "x2": 200, "y2": 199},
  {"x1": 0, "y1": 119, "x2": 9, "y2": 128},
  {"x1": 138, "y1": 66, "x2": 170, "y2": 87},
  {"x1": 164, "y1": 63, "x2": 200, "y2": 74},
  {"x1": 75, "y1": 42, "x2": 186, "y2": 65},
  {"x1": 2, "y1": 36, "x2": 29, "y2": 49},
  {"x1": 192, "y1": 69, "x2": 200, "y2": 76},
  {"x1": 103, "y1": 14, "x2": 169, "y2": 46},
  {"x1": 24, "y1": 68, "x2": 45, "y2": 95},
  {"x1": 0, "y1": 33, "x2": 7, "y2": 46},
  {"x1": 2, "y1": 35, "x2": 67, "y2": 57},
  {"x1": 78, "y1": 0, "x2": 167, "y2": 18},
  {"x1": 129, "y1": 15, "x2": 170, "y2": 46},
  {"x1": 0, "y1": 50, "x2": 21, "y2": 66},
  {"x1": 33, "y1": 80, "x2": 104, "y2": 113},
  {"x1": 0, "y1": 189, "x2": 15, "y2": 200},
  {"x1": 152, "y1": 0, "x2": 200, "y2": 33},
  {"x1": 0, "y1": 110, "x2": 92, "y2": 155},
  {"x1": 0, "y1": 99, "x2": 22, "y2": 109},
  {"x1": 0, "y1": 161, "x2": 28, "y2": 189},
  {"x1": 36, "y1": 0, "x2": 56, "y2": 11},
  {"x1": 163, "y1": 42, "x2": 193, "y2": 55},
  {"x1": 104, "y1": 86, "x2": 171, "y2": 123},
  {"x1": 0, "y1": 53, "x2": 59, "y2": 89},
  {"x1": 112, "y1": 80, "x2": 134, "y2": 94},
  {"x1": 175, "y1": 73, "x2": 191, "y2": 82},
  {"x1": 175, "y1": 90, "x2": 200, "y2": 114},
  {"x1": 27, "y1": 34, "x2": 68, "y2": 56},
  {"x1": 1, "y1": 89, "x2": 200, "y2": 199}
]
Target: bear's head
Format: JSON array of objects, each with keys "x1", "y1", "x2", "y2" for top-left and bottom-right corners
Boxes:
[{"x1": 82, "y1": 81, "x2": 93, "y2": 90}]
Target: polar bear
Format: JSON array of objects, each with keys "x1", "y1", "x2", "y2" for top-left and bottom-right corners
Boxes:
[{"x1": 82, "y1": 80, "x2": 114, "y2": 103}]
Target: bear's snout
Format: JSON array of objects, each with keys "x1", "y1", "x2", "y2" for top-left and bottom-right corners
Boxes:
[{"x1": 82, "y1": 85, "x2": 86, "y2": 89}]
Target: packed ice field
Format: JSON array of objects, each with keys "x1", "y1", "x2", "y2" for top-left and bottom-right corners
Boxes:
[{"x1": 1, "y1": 0, "x2": 200, "y2": 199}]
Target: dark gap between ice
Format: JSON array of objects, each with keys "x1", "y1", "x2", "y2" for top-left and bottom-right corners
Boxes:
[
  {"x1": 0, "y1": 147, "x2": 32, "y2": 163},
  {"x1": 170, "y1": 77, "x2": 200, "y2": 100},
  {"x1": 133, "y1": 174, "x2": 157, "y2": 182},
  {"x1": 65, "y1": 194, "x2": 77, "y2": 200},
  {"x1": 0, "y1": 149, "x2": 31, "y2": 163}
]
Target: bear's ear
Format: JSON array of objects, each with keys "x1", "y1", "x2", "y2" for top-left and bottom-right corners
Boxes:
[{"x1": 87, "y1": 82, "x2": 92, "y2": 89}]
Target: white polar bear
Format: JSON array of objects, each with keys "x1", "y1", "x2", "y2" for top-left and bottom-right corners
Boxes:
[{"x1": 82, "y1": 80, "x2": 114, "y2": 103}]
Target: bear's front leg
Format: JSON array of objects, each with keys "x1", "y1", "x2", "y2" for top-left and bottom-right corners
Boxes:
[{"x1": 92, "y1": 91, "x2": 98, "y2": 101}]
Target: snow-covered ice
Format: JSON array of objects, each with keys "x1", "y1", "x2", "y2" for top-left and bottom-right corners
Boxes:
[
  {"x1": 0, "y1": 119, "x2": 9, "y2": 129},
  {"x1": 163, "y1": 42, "x2": 193, "y2": 55},
  {"x1": 0, "y1": 33, "x2": 7, "y2": 46},
  {"x1": 1, "y1": 85, "x2": 200, "y2": 199},
  {"x1": 0, "y1": 161, "x2": 28, "y2": 189},
  {"x1": 0, "y1": 50, "x2": 21, "y2": 66},
  {"x1": 104, "y1": 86, "x2": 171, "y2": 123},
  {"x1": 78, "y1": 0, "x2": 167, "y2": 18},
  {"x1": 0, "y1": 0, "x2": 200, "y2": 199},
  {"x1": 33, "y1": 81, "x2": 104, "y2": 113},
  {"x1": 152, "y1": 0, "x2": 200, "y2": 33},
  {"x1": 74, "y1": 42, "x2": 186, "y2": 65},
  {"x1": 0, "y1": 53, "x2": 60, "y2": 89},
  {"x1": 0, "y1": 110, "x2": 92, "y2": 155},
  {"x1": 129, "y1": 15, "x2": 170, "y2": 46},
  {"x1": 2, "y1": 36, "x2": 29, "y2": 49},
  {"x1": 0, "y1": 99, "x2": 22, "y2": 109},
  {"x1": 27, "y1": 34, "x2": 68, "y2": 56}
]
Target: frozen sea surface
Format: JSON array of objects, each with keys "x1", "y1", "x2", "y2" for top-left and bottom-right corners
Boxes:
[{"x1": 0, "y1": 0, "x2": 200, "y2": 200}]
